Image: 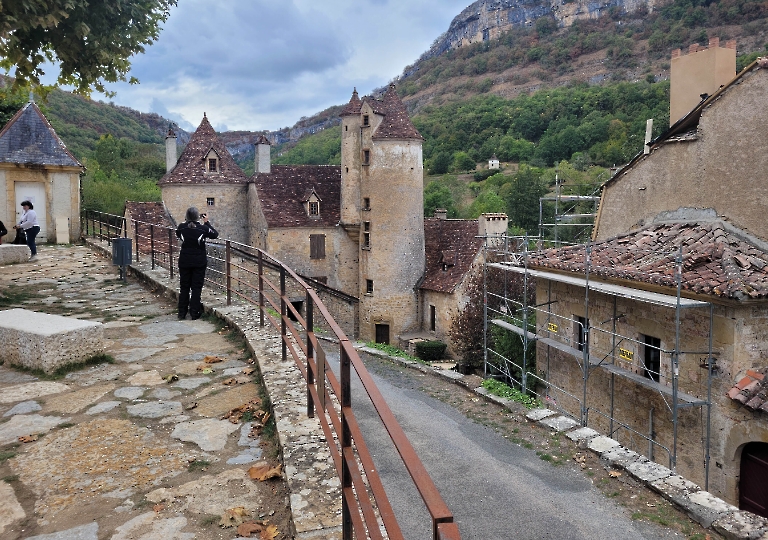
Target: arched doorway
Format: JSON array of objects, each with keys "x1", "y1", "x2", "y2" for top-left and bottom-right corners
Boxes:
[{"x1": 740, "y1": 442, "x2": 768, "y2": 517}]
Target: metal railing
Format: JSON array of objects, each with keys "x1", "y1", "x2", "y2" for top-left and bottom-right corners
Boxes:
[{"x1": 82, "y1": 210, "x2": 460, "y2": 540}]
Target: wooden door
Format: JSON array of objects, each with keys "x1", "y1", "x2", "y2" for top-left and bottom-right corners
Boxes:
[
  {"x1": 375, "y1": 324, "x2": 389, "y2": 345},
  {"x1": 740, "y1": 442, "x2": 768, "y2": 518}
]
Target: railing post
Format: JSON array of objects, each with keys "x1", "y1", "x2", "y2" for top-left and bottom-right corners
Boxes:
[
  {"x1": 226, "y1": 240, "x2": 232, "y2": 306},
  {"x1": 168, "y1": 228, "x2": 174, "y2": 280},
  {"x1": 150, "y1": 225, "x2": 155, "y2": 270},
  {"x1": 123, "y1": 217, "x2": 127, "y2": 238},
  {"x1": 134, "y1": 219, "x2": 139, "y2": 263},
  {"x1": 280, "y1": 266, "x2": 287, "y2": 362},
  {"x1": 98, "y1": 214, "x2": 102, "y2": 241},
  {"x1": 340, "y1": 342, "x2": 353, "y2": 540},
  {"x1": 258, "y1": 250, "x2": 264, "y2": 327},
  {"x1": 306, "y1": 291, "x2": 314, "y2": 418}
]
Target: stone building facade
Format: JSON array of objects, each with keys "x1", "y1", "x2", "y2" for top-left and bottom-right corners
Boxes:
[
  {"x1": 514, "y1": 54, "x2": 768, "y2": 511},
  {"x1": 0, "y1": 102, "x2": 83, "y2": 243},
  {"x1": 150, "y1": 86, "x2": 500, "y2": 350}
]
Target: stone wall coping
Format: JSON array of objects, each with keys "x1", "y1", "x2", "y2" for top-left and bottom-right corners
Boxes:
[{"x1": 0, "y1": 308, "x2": 101, "y2": 335}]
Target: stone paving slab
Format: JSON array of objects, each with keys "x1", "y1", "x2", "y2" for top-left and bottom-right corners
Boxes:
[{"x1": 539, "y1": 414, "x2": 579, "y2": 432}]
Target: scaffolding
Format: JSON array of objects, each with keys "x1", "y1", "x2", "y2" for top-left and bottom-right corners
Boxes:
[{"x1": 483, "y1": 238, "x2": 717, "y2": 489}]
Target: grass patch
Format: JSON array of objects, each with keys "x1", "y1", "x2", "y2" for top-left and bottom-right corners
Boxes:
[
  {"x1": 0, "y1": 284, "x2": 46, "y2": 308},
  {"x1": 200, "y1": 514, "x2": 220, "y2": 526},
  {"x1": 188, "y1": 460, "x2": 211, "y2": 472},
  {"x1": 0, "y1": 451, "x2": 17, "y2": 463},
  {"x1": 3, "y1": 475, "x2": 19, "y2": 483},
  {"x1": 57, "y1": 423, "x2": 76, "y2": 429},
  {"x1": 481, "y1": 378, "x2": 541, "y2": 409},
  {"x1": 11, "y1": 353, "x2": 115, "y2": 380},
  {"x1": 365, "y1": 342, "x2": 420, "y2": 362}
]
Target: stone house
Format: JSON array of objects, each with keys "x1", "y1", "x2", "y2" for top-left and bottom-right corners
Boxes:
[
  {"x1": 0, "y1": 101, "x2": 83, "y2": 243},
  {"x1": 141, "y1": 85, "x2": 504, "y2": 350},
  {"x1": 503, "y1": 46, "x2": 768, "y2": 511}
]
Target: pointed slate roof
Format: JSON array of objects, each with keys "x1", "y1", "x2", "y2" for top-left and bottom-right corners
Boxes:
[
  {"x1": 372, "y1": 85, "x2": 423, "y2": 141},
  {"x1": 0, "y1": 102, "x2": 82, "y2": 167},
  {"x1": 527, "y1": 220, "x2": 768, "y2": 301},
  {"x1": 158, "y1": 114, "x2": 247, "y2": 185},
  {"x1": 250, "y1": 165, "x2": 341, "y2": 227},
  {"x1": 340, "y1": 88, "x2": 363, "y2": 117},
  {"x1": 421, "y1": 218, "x2": 484, "y2": 293}
]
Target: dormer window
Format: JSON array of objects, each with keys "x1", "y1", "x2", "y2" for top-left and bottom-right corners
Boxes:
[
  {"x1": 309, "y1": 201, "x2": 319, "y2": 216},
  {"x1": 304, "y1": 189, "x2": 322, "y2": 219},
  {"x1": 205, "y1": 149, "x2": 220, "y2": 173}
]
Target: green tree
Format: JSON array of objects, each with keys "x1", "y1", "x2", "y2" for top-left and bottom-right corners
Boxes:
[
  {"x1": 505, "y1": 165, "x2": 547, "y2": 233},
  {"x1": 452, "y1": 151, "x2": 476, "y2": 172},
  {"x1": 424, "y1": 181, "x2": 458, "y2": 218},
  {"x1": 1, "y1": 0, "x2": 177, "y2": 94},
  {"x1": 430, "y1": 151, "x2": 452, "y2": 175}
]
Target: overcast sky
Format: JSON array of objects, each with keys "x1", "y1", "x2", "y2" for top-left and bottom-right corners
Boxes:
[{"x1": 89, "y1": 0, "x2": 471, "y2": 132}]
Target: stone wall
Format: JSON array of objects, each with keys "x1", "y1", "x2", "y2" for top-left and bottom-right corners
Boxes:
[{"x1": 162, "y1": 183, "x2": 249, "y2": 244}]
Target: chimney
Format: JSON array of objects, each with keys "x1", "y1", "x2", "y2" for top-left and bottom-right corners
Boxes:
[
  {"x1": 478, "y1": 213, "x2": 508, "y2": 247},
  {"x1": 669, "y1": 38, "x2": 736, "y2": 126},
  {"x1": 434, "y1": 208, "x2": 447, "y2": 220},
  {"x1": 254, "y1": 134, "x2": 271, "y2": 174},
  {"x1": 165, "y1": 126, "x2": 177, "y2": 173}
]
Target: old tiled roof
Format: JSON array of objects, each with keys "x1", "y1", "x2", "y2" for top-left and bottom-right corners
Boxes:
[
  {"x1": 158, "y1": 114, "x2": 246, "y2": 185},
  {"x1": 727, "y1": 369, "x2": 768, "y2": 412},
  {"x1": 0, "y1": 102, "x2": 82, "y2": 167},
  {"x1": 421, "y1": 218, "x2": 483, "y2": 293},
  {"x1": 527, "y1": 221, "x2": 768, "y2": 301},
  {"x1": 250, "y1": 165, "x2": 341, "y2": 227},
  {"x1": 372, "y1": 85, "x2": 423, "y2": 140},
  {"x1": 125, "y1": 201, "x2": 174, "y2": 228},
  {"x1": 340, "y1": 88, "x2": 363, "y2": 117}
]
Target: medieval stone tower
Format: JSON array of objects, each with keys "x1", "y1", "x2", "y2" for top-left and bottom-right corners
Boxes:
[{"x1": 339, "y1": 85, "x2": 425, "y2": 343}]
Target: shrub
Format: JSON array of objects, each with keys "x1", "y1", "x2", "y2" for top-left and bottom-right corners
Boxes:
[{"x1": 415, "y1": 340, "x2": 447, "y2": 361}]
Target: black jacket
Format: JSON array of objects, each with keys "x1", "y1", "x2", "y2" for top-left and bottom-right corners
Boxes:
[
  {"x1": 176, "y1": 221, "x2": 218, "y2": 268},
  {"x1": 0, "y1": 220, "x2": 6, "y2": 238}
]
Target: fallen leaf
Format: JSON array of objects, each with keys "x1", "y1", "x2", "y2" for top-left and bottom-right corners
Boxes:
[
  {"x1": 237, "y1": 521, "x2": 263, "y2": 537},
  {"x1": 261, "y1": 523, "x2": 279, "y2": 540},
  {"x1": 202, "y1": 368, "x2": 213, "y2": 374},
  {"x1": 164, "y1": 374, "x2": 179, "y2": 383},
  {"x1": 185, "y1": 402, "x2": 198, "y2": 411},
  {"x1": 219, "y1": 506, "x2": 250, "y2": 527},
  {"x1": 608, "y1": 470, "x2": 622, "y2": 478},
  {"x1": 204, "y1": 355, "x2": 224, "y2": 364},
  {"x1": 153, "y1": 504, "x2": 165, "y2": 513},
  {"x1": 243, "y1": 367, "x2": 255, "y2": 375},
  {"x1": 223, "y1": 378, "x2": 238, "y2": 386},
  {"x1": 18, "y1": 434, "x2": 38, "y2": 443},
  {"x1": 248, "y1": 463, "x2": 283, "y2": 481}
]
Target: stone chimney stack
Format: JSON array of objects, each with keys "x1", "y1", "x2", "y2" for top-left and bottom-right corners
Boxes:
[
  {"x1": 434, "y1": 208, "x2": 448, "y2": 220},
  {"x1": 478, "y1": 213, "x2": 508, "y2": 247},
  {"x1": 669, "y1": 37, "x2": 736, "y2": 126},
  {"x1": 254, "y1": 135, "x2": 271, "y2": 174},
  {"x1": 165, "y1": 126, "x2": 177, "y2": 173}
]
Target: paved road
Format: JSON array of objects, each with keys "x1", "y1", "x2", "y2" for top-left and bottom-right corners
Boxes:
[{"x1": 327, "y1": 350, "x2": 685, "y2": 540}]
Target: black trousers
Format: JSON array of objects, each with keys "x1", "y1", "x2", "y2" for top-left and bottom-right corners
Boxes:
[{"x1": 178, "y1": 265, "x2": 206, "y2": 317}]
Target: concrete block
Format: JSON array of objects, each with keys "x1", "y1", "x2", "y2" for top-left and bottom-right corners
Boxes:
[
  {"x1": 587, "y1": 436, "x2": 621, "y2": 455},
  {"x1": 602, "y1": 446, "x2": 645, "y2": 468},
  {"x1": 0, "y1": 244, "x2": 30, "y2": 264},
  {"x1": 566, "y1": 427, "x2": 600, "y2": 443},
  {"x1": 0, "y1": 308, "x2": 104, "y2": 374},
  {"x1": 539, "y1": 415, "x2": 580, "y2": 432},
  {"x1": 713, "y1": 510, "x2": 768, "y2": 540},
  {"x1": 670, "y1": 490, "x2": 739, "y2": 528},
  {"x1": 626, "y1": 459, "x2": 672, "y2": 483},
  {"x1": 650, "y1": 474, "x2": 701, "y2": 501},
  {"x1": 526, "y1": 408, "x2": 557, "y2": 421}
]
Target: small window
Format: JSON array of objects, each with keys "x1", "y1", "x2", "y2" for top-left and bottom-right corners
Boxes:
[
  {"x1": 574, "y1": 316, "x2": 588, "y2": 352},
  {"x1": 207, "y1": 198, "x2": 215, "y2": 206},
  {"x1": 363, "y1": 149, "x2": 370, "y2": 165},
  {"x1": 643, "y1": 335, "x2": 662, "y2": 382},
  {"x1": 363, "y1": 222, "x2": 371, "y2": 249},
  {"x1": 345, "y1": 125, "x2": 348, "y2": 131},
  {"x1": 363, "y1": 197, "x2": 370, "y2": 210},
  {"x1": 366, "y1": 279, "x2": 374, "y2": 294},
  {"x1": 363, "y1": 115, "x2": 369, "y2": 126},
  {"x1": 430, "y1": 305, "x2": 436, "y2": 332},
  {"x1": 208, "y1": 158, "x2": 218, "y2": 172},
  {"x1": 309, "y1": 201, "x2": 319, "y2": 216},
  {"x1": 310, "y1": 234, "x2": 326, "y2": 259}
]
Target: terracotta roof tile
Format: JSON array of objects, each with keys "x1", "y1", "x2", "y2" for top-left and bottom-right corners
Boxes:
[
  {"x1": 158, "y1": 115, "x2": 246, "y2": 185},
  {"x1": 421, "y1": 219, "x2": 483, "y2": 293},
  {"x1": 727, "y1": 368, "x2": 768, "y2": 412},
  {"x1": 124, "y1": 201, "x2": 175, "y2": 254},
  {"x1": 250, "y1": 165, "x2": 341, "y2": 228},
  {"x1": 340, "y1": 88, "x2": 363, "y2": 117},
  {"x1": 371, "y1": 85, "x2": 423, "y2": 140},
  {"x1": 527, "y1": 221, "x2": 768, "y2": 301},
  {"x1": 0, "y1": 102, "x2": 82, "y2": 167}
]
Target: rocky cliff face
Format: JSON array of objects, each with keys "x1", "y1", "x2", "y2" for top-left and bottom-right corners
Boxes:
[{"x1": 414, "y1": 0, "x2": 656, "y2": 66}]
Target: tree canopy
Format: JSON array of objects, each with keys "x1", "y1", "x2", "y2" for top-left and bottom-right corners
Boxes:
[{"x1": 0, "y1": 0, "x2": 177, "y2": 94}]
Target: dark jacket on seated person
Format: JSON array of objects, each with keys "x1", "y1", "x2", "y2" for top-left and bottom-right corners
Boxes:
[{"x1": 176, "y1": 221, "x2": 218, "y2": 267}]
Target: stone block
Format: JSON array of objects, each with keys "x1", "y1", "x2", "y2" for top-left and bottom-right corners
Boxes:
[
  {"x1": 526, "y1": 408, "x2": 557, "y2": 421},
  {"x1": 587, "y1": 435, "x2": 621, "y2": 455},
  {"x1": 566, "y1": 427, "x2": 600, "y2": 443},
  {"x1": 539, "y1": 415, "x2": 580, "y2": 432},
  {"x1": 0, "y1": 244, "x2": 30, "y2": 265},
  {"x1": 672, "y1": 491, "x2": 740, "y2": 528},
  {"x1": 713, "y1": 510, "x2": 768, "y2": 540},
  {"x1": 602, "y1": 446, "x2": 645, "y2": 468},
  {"x1": 626, "y1": 459, "x2": 672, "y2": 483},
  {"x1": 0, "y1": 308, "x2": 103, "y2": 374}
]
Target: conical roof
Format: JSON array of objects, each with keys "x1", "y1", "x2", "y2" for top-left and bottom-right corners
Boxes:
[
  {"x1": 371, "y1": 85, "x2": 423, "y2": 140},
  {"x1": 158, "y1": 114, "x2": 246, "y2": 184}
]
